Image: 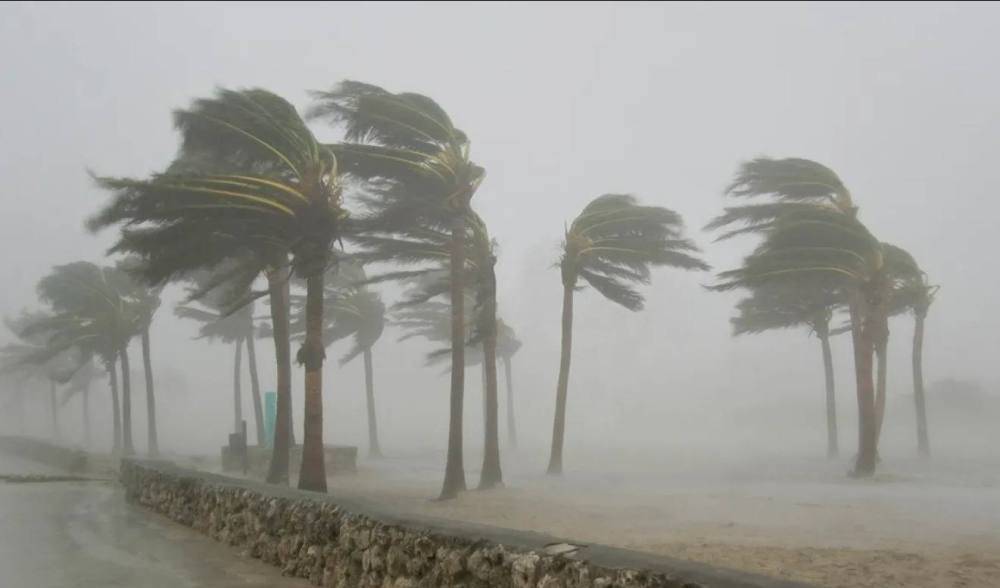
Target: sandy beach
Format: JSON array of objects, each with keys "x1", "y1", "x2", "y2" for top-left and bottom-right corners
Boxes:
[{"x1": 312, "y1": 448, "x2": 1000, "y2": 588}]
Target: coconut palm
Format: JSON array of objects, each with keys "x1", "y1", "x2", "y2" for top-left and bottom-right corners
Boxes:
[
  {"x1": 731, "y1": 281, "x2": 843, "y2": 457},
  {"x1": 496, "y1": 319, "x2": 522, "y2": 449},
  {"x1": 886, "y1": 263, "x2": 938, "y2": 457},
  {"x1": 114, "y1": 257, "x2": 164, "y2": 455},
  {"x1": 359, "y1": 213, "x2": 504, "y2": 489},
  {"x1": 310, "y1": 81, "x2": 485, "y2": 499},
  {"x1": 547, "y1": 194, "x2": 708, "y2": 475},
  {"x1": 290, "y1": 262, "x2": 387, "y2": 458},
  {"x1": 871, "y1": 244, "x2": 923, "y2": 444},
  {"x1": 0, "y1": 312, "x2": 81, "y2": 438},
  {"x1": 708, "y1": 158, "x2": 919, "y2": 476},
  {"x1": 32, "y1": 262, "x2": 146, "y2": 454},
  {"x1": 90, "y1": 88, "x2": 346, "y2": 491}
]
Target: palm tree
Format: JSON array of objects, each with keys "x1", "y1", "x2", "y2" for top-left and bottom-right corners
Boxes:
[
  {"x1": 496, "y1": 319, "x2": 522, "y2": 449},
  {"x1": 356, "y1": 211, "x2": 504, "y2": 489},
  {"x1": 887, "y1": 265, "x2": 938, "y2": 457},
  {"x1": 91, "y1": 88, "x2": 346, "y2": 491},
  {"x1": 547, "y1": 194, "x2": 709, "y2": 475},
  {"x1": 310, "y1": 82, "x2": 485, "y2": 499},
  {"x1": 33, "y1": 262, "x2": 146, "y2": 454},
  {"x1": 708, "y1": 158, "x2": 919, "y2": 476},
  {"x1": 114, "y1": 257, "x2": 164, "y2": 455},
  {"x1": 871, "y1": 244, "x2": 922, "y2": 445},
  {"x1": 291, "y1": 262, "x2": 387, "y2": 458},
  {"x1": 0, "y1": 312, "x2": 82, "y2": 439},
  {"x1": 731, "y1": 281, "x2": 842, "y2": 457}
]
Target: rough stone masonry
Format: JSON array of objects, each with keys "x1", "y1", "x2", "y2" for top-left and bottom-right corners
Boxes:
[{"x1": 119, "y1": 459, "x2": 811, "y2": 588}]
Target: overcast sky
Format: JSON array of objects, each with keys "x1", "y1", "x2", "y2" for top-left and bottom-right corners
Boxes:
[{"x1": 1, "y1": 2, "x2": 997, "y2": 459}]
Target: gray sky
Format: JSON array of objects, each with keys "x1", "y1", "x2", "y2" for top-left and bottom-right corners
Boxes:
[{"x1": 1, "y1": 2, "x2": 997, "y2": 458}]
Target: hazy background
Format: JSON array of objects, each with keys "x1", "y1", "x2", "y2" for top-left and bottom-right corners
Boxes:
[{"x1": 1, "y1": 1, "x2": 997, "y2": 465}]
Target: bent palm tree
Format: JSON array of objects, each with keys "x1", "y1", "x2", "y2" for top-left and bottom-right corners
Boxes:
[
  {"x1": 34, "y1": 262, "x2": 145, "y2": 454},
  {"x1": 548, "y1": 194, "x2": 709, "y2": 475},
  {"x1": 496, "y1": 319, "x2": 522, "y2": 449},
  {"x1": 114, "y1": 257, "x2": 164, "y2": 455},
  {"x1": 91, "y1": 88, "x2": 346, "y2": 491},
  {"x1": 890, "y1": 266, "x2": 938, "y2": 457},
  {"x1": 708, "y1": 158, "x2": 919, "y2": 476},
  {"x1": 731, "y1": 281, "x2": 842, "y2": 457},
  {"x1": 311, "y1": 82, "x2": 485, "y2": 499}
]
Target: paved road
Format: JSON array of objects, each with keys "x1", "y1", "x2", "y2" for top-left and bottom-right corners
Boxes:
[{"x1": 0, "y1": 454, "x2": 308, "y2": 588}]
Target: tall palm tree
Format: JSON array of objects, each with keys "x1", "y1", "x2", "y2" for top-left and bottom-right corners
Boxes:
[
  {"x1": 91, "y1": 88, "x2": 346, "y2": 491},
  {"x1": 310, "y1": 81, "x2": 485, "y2": 499},
  {"x1": 291, "y1": 262, "x2": 387, "y2": 458},
  {"x1": 114, "y1": 257, "x2": 164, "y2": 455},
  {"x1": 731, "y1": 281, "x2": 842, "y2": 457},
  {"x1": 547, "y1": 194, "x2": 709, "y2": 475},
  {"x1": 871, "y1": 244, "x2": 922, "y2": 444},
  {"x1": 888, "y1": 266, "x2": 938, "y2": 457},
  {"x1": 0, "y1": 312, "x2": 82, "y2": 439},
  {"x1": 358, "y1": 212, "x2": 504, "y2": 489},
  {"x1": 33, "y1": 262, "x2": 145, "y2": 454},
  {"x1": 496, "y1": 319, "x2": 522, "y2": 449},
  {"x1": 708, "y1": 158, "x2": 919, "y2": 476}
]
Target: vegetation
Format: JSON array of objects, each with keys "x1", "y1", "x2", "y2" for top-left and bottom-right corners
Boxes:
[
  {"x1": 90, "y1": 88, "x2": 347, "y2": 491},
  {"x1": 0, "y1": 79, "x2": 945, "y2": 501},
  {"x1": 310, "y1": 82, "x2": 486, "y2": 499},
  {"x1": 547, "y1": 194, "x2": 708, "y2": 475},
  {"x1": 709, "y1": 158, "x2": 921, "y2": 477}
]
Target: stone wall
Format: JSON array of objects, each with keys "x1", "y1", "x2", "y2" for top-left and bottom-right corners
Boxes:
[{"x1": 120, "y1": 459, "x2": 810, "y2": 588}]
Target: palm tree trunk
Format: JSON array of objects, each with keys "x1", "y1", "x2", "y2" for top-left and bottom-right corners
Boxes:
[
  {"x1": 120, "y1": 347, "x2": 134, "y2": 456},
  {"x1": 245, "y1": 330, "x2": 265, "y2": 447},
  {"x1": 363, "y1": 348, "x2": 382, "y2": 458},
  {"x1": 266, "y1": 268, "x2": 293, "y2": 485},
  {"x1": 478, "y1": 311, "x2": 503, "y2": 490},
  {"x1": 912, "y1": 312, "x2": 930, "y2": 457},
  {"x1": 141, "y1": 327, "x2": 158, "y2": 456},
  {"x1": 874, "y1": 335, "x2": 888, "y2": 441},
  {"x1": 850, "y1": 298, "x2": 879, "y2": 477},
  {"x1": 504, "y1": 356, "x2": 517, "y2": 450},
  {"x1": 481, "y1": 363, "x2": 488, "y2": 433},
  {"x1": 49, "y1": 380, "x2": 58, "y2": 439},
  {"x1": 233, "y1": 338, "x2": 243, "y2": 434},
  {"x1": 819, "y1": 332, "x2": 838, "y2": 458},
  {"x1": 547, "y1": 282, "x2": 575, "y2": 475},
  {"x1": 82, "y1": 384, "x2": 91, "y2": 447},
  {"x1": 108, "y1": 361, "x2": 121, "y2": 454},
  {"x1": 440, "y1": 213, "x2": 468, "y2": 500},
  {"x1": 297, "y1": 272, "x2": 328, "y2": 493}
]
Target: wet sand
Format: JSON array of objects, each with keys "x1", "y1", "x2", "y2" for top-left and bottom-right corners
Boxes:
[{"x1": 318, "y1": 449, "x2": 1000, "y2": 588}]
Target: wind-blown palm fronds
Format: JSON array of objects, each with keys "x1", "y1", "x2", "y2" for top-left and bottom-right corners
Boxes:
[
  {"x1": 708, "y1": 157, "x2": 918, "y2": 476},
  {"x1": 548, "y1": 194, "x2": 709, "y2": 475},
  {"x1": 311, "y1": 82, "x2": 484, "y2": 499},
  {"x1": 90, "y1": 88, "x2": 346, "y2": 491}
]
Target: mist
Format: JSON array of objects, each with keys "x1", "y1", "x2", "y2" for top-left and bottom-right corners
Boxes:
[{"x1": 1, "y1": 3, "x2": 998, "y2": 588}]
